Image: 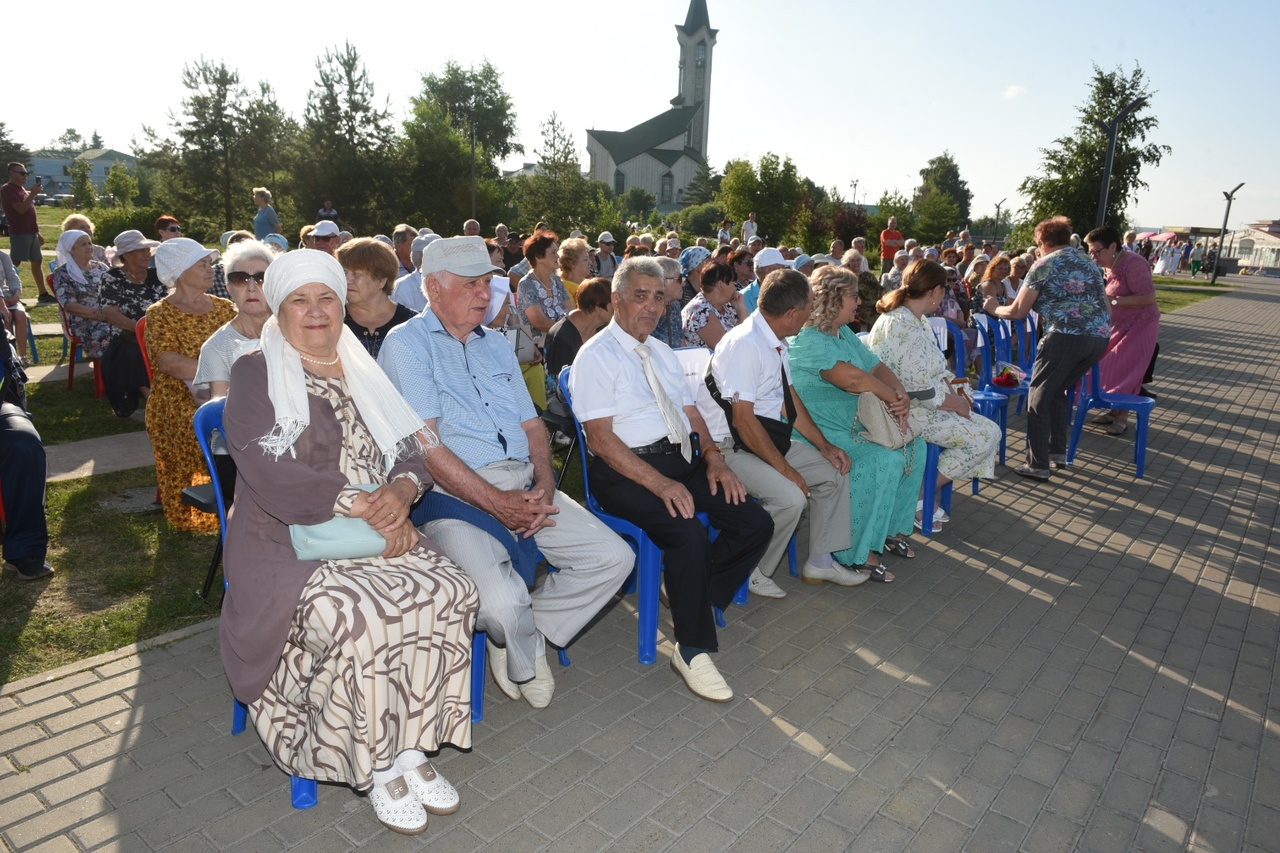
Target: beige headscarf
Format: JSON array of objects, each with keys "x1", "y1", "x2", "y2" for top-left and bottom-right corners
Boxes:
[{"x1": 257, "y1": 250, "x2": 432, "y2": 467}]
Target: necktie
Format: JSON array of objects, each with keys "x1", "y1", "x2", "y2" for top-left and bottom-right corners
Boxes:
[{"x1": 634, "y1": 343, "x2": 692, "y2": 462}]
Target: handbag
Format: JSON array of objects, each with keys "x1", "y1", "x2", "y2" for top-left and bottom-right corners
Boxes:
[
  {"x1": 289, "y1": 483, "x2": 386, "y2": 560},
  {"x1": 704, "y1": 359, "x2": 796, "y2": 456},
  {"x1": 855, "y1": 393, "x2": 918, "y2": 450}
]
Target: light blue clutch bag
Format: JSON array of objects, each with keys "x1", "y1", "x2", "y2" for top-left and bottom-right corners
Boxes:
[{"x1": 289, "y1": 483, "x2": 386, "y2": 560}]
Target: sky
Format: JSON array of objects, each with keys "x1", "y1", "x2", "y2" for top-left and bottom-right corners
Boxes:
[{"x1": 8, "y1": 0, "x2": 1277, "y2": 234}]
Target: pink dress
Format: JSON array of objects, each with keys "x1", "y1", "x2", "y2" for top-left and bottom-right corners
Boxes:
[{"x1": 1099, "y1": 251, "x2": 1160, "y2": 395}]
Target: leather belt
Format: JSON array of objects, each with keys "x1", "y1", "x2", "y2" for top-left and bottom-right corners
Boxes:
[{"x1": 629, "y1": 438, "x2": 682, "y2": 456}]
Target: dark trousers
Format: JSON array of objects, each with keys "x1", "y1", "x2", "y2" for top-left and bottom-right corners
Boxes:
[
  {"x1": 1025, "y1": 333, "x2": 1108, "y2": 469},
  {"x1": 0, "y1": 403, "x2": 48, "y2": 565},
  {"x1": 590, "y1": 452, "x2": 772, "y2": 651}
]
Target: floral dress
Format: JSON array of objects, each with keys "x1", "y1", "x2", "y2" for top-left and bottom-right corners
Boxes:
[
  {"x1": 515, "y1": 272, "x2": 570, "y2": 407},
  {"x1": 681, "y1": 293, "x2": 739, "y2": 347},
  {"x1": 787, "y1": 325, "x2": 923, "y2": 566},
  {"x1": 868, "y1": 307, "x2": 1000, "y2": 481},
  {"x1": 52, "y1": 262, "x2": 114, "y2": 359},
  {"x1": 144, "y1": 297, "x2": 238, "y2": 531}
]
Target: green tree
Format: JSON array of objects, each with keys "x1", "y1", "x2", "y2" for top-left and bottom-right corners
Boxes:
[
  {"x1": 914, "y1": 151, "x2": 972, "y2": 223},
  {"x1": 294, "y1": 43, "x2": 396, "y2": 233},
  {"x1": 89, "y1": 130, "x2": 104, "y2": 149},
  {"x1": 670, "y1": 201, "x2": 726, "y2": 239},
  {"x1": 0, "y1": 123, "x2": 30, "y2": 164},
  {"x1": 103, "y1": 162, "x2": 139, "y2": 208},
  {"x1": 682, "y1": 160, "x2": 719, "y2": 205},
  {"x1": 69, "y1": 159, "x2": 96, "y2": 209},
  {"x1": 396, "y1": 100, "x2": 479, "y2": 229},
  {"x1": 620, "y1": 186, "x2": 657, "y2": 221},
  {"x1": 514, "y1": 113, "x2": 598, "y2": 232},
  {"x1": 50, "y1": 128, "x2": 86, "y2": 156},
  {"x1": 866, "y1": 190, "x2": 916, "y2": 246},
  {"x1": 717, "y1": 153, "x2": 803, "y2": 244},
  {"x1": 1019, "y1": 63, "x2": 1170, "y2": 233},
  {"x1": 913, "y1": 190, "x2": 961, "y2": 245},
  {"x1": 419, "y1": 60, "x2": 521, "y2": 163}
]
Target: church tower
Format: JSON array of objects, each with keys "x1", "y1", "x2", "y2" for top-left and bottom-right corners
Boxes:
[{"x1": 672, "y1": 0, "x2": 717, "y2": 162}]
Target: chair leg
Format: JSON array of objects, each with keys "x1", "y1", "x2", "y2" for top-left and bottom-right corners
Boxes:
[
  {"x1": 472, "y1": 630, "x2": 486, "y2": 722},
  {"x1": 921, "y1": 444, "x2": 941, "y2": 537},
  {"x1": 93, "y1": 360, "x2": 105, "y2": 397},
  {"x1": 554, "y1": 433, "x2": 577, "y2": 489},
  {"x1": 787, "y1": 534, "x2": 798, "y2": 578},
  {"x1": 290, "y1": 776, "x2": 318, "y2": 809},
  {"x1": 198, "y1": 537, "x2": 224, "y2": 603},
  {"x1": 232, "y1": 699, "x2": 247, "y2": 735},
  {"x1": 732, "y1": 577, "x2": 749, "y2": 606},
  {"x1": 1134, "y1": 410, "x2": 1149, "y2": 478},
  {"x1": 636, "y1": 541, "x2": 661, "y2": 665}
]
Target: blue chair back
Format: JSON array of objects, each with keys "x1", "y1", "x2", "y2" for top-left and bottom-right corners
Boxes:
[{"x1": 192, "y1": 399, "x2": 229, "y2": 547}]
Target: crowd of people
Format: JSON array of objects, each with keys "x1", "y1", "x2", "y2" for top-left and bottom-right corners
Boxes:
[{"x1": 1, "y1": 159, "x2": 1164, "y2": 835}]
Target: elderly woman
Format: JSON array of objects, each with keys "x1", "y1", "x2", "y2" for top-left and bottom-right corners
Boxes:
[
  {"x1": 145, "y1": 239, "x2": 238, "y2": 531},
  {"x1": 788, "y1": 266, "x2": 923, "y2": 581},
  {"x1": 648, "y1": 256, "x2": 687, "y2": 347},
  {"x1": 516, "y1": 231, "x2": 571, "y2": 407},
  {"x1": 986, "y1": 217, "x2": 1109, "y2": 480},
  {"x1": 870, "y1": 260, "x2": 1001, "y2": 530},
  {"x1": 880, "y1": 250, "x2": 910, "y2": 291},
  {"x1": 678, "y1": 245, "x2": 712, "y2": 305},
  {"x1": 557, "y1": 237, "x2": 591, "y2": 307},
  {"x1": 681, "y1": 261, "x2": 743, "y2": 349},
  {"x1": 336, "y1": 237, "x2": 414, "y2": 359},
  {"x1": 99, "y1": 230, "x2": 166, "y2": 416},
  {"x1": 221, "y1": 250, "x2": 477, "y2": 836},
  {"x1": 1084, "y1": 225, "x2": 1160, "y2": 436},
  {"x1": 976, "y1": 255, "x2": 1013, "y2": 314},
  {"x1": 252, "y1": 187, "x2": 280, "y2": 240},
  {"x1": 60, "y1": 214, "x2": 109, "y2": 266},
  {"x1": 51, "y1": 230, "x2": 114, "y2": 361},
  {"x1": 963, "y1": 254, "x2": 990, "y2": 301},
  {"x1": 543, "y1": 277, "x2": 613, "y2": 380}
]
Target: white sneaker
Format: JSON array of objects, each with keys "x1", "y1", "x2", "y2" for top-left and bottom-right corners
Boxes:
[
  {"x1": 800, "y1": 562, "x2": 870, "y2": 587},
  {"x1": 518, "y1": 653, "x2": 555, "y2": 709},
  {"x1": 487, "y1": 639, "x2": 521, "y2": 700},
  {"x1": 403, "y1": 762, "x2": 460, "y2": 816},
  {"x1": 369, "y1": 776, "x2": 429, "y2": 835},
  {"x1": 748, "y1": 568, "x2": 786, "y2": 599},
  {"x1": 671, "y1": 644, "x2": 733, "y2": 702}
]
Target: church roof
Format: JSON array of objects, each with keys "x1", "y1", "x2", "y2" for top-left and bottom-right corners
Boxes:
[
  {"x1": 679, "y1": 0, "x2": 717, "y2": 37},
  {"x1": 587, "y1": 106, "x2": 703, "y2": 167}
]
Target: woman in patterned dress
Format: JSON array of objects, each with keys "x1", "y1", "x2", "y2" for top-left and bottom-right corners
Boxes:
[
  {"x1": 145, "y1": 239, "x2": 237, "y2": 531},
  {"x1": 221, "y1": 250, "x2": 478, "y2": 836},
  {"x1": 99, "y1": 230, "x2": 166, "y2": 417},
  {"x1": 51, "y1": 230, "x2": 114, "y2": 360},
  {"x1": 869, "y1": 260, "x2": 1001, "y2": 529},
  {"x1": 515, "y1": 231, "x2": 571, "y2": 407}
]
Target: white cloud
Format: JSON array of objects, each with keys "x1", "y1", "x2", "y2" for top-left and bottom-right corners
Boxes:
[{"x1": 1002, "y1": 84, "x2": 1027, "y2": 100}]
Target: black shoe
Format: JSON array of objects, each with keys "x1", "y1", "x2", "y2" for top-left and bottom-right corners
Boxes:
[
  {"x1": 1014, "y1": 465, "x2": 1052, "y2": 481},
  {"x1": 1140, "y1": 386, "x2": 1158, "y2": 400},
  {"x1": 37, "y1": 293, "x2": 58, "y2": 304}
]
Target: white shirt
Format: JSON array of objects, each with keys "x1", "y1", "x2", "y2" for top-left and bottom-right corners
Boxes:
[
  {"x1": 710, "y1": 312, "x2": 791, "y2": 422},
  {"x1": 392, "y1": 271, "x2": 426, "y2": 313},
  {"x1": 570, "y1": 319, "x2": 693, "y2": 448},
  {"x1": 741, "y1": 219, "x2": 758, "y2": 245}
]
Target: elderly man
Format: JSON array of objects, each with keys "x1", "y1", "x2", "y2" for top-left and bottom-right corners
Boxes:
[
  {"x1": 746, "y1": 235, "x2": 763, "y2": 258},
  {"x1": 391, "y1": 224, "x2": 419, "y2": 276},
  {"x1": 570, "y1": 258, "x2": 772, "y2": 702},
  {"x1": 462, "y1": 219, "x2": 481, "y2": 237},
  {"x1": 310, "y1": 220, "x2": 341, "y2": 255},
  {"x1": 379, "y1": 237, "x2": 634, "y2": 708},
  {"x1": 741, "y1": 212, "x2": 759, "y2": 246},
  {"x1": 708, "y1": 269, "x2": 858, "y2": 597},
  {"x1": 740, "y1": 246, "x2": 790, "y2": 314},
  {"x1": 390, "y1": 232, "x2": 440, "y2": 313}
]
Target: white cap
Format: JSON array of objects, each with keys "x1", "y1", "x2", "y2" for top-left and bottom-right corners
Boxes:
[{"x1": 420, "y1": 236, "x2": 505, "y2": 278}]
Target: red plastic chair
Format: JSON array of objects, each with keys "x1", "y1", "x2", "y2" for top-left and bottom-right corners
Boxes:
[
  {"x1": 135, "y1": 315, "x2": 152, "y2": 381},
  {"x1": 56, "y1": 303, "x2": 105, "y2": 397}
]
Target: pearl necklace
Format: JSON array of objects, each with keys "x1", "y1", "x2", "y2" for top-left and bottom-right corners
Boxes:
[{"x1": 298, "y1": 353, "x2": 341, "y2": 366}]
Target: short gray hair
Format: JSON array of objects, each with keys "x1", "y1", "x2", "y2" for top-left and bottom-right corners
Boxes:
[
  {"x1": 614, "y1": 257, "x2": 665, "y2": 295},
  {"x1": 392, "y1": 224, "x2": 418, "y2": 244},
  {"x1": 654, "y1": 256, "x2": 681, "y2": 280},
  {"x1": 222, "y1": 239, "x2": 277, "y2": 273},
  {"x1": 252, "y1": 186, "x2": 272, "y2": 203},
  {"x1": 758, "y1": 269, "x2": 811, "y2": 317}
]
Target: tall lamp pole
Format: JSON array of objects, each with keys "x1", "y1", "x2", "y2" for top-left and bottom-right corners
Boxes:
[
  {"x1": 469, "y1": 108, "x2": 477, "y2": 220},
  {"x1": 1210, "y1": 182, "x2": 1245, "y2": 285},
  {"x1": 1094, "y1": 96, "x2": 1147, "y2": 229},
  {"x1": 994, "y1": 198, "x2": 1006, "y2": 243}
]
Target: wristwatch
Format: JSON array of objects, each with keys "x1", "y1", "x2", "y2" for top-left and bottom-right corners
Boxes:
[{"x1": 1110, "y1": 297, "x2": 1119, "y2": 306}]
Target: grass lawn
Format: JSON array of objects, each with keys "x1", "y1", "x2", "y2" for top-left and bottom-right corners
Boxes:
[
  {"x1": 0, "y1": 467, "x2": 218, "y2": 685},
  {"x1": 1156, "y1": 290, "x2": 1215, "y2": 314},
  {"x1": 1152, "y1": 275, "x2": 1233, "y2": 288}
]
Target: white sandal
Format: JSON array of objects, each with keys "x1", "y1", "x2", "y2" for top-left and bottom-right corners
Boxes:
[
  {"x1": 368, "y1": 775, "x2": 429, "y2": 835},
  {"x1": 404, "y1": 761, "x2": 460, "y2": 816}
]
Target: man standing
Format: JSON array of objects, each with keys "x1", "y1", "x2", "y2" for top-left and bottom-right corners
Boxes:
[
  {"x1": 742, "y1": 212, "x2": 759, "y2": 246},
  {"x1": 392, "y1": 224, "x2": 419, "y2": 276},
  {"x1": 462, "y1": 219, "x2": 481, "y2": 237},
  {"x1": 709, "y1": 269, "x2": 860, "y2": 595},
  {"x1": 570, "y1": 258, "x2": 772, "y2": 702},
  {"x1": 2, "y1": 164, "x2": 52, "y2": 303},
  {"x1": 380, "y1": 237, "x2": 633, "y2": 709},
  {"x1": 879, "y1": 216, "x2": 904, "y2": 273}
]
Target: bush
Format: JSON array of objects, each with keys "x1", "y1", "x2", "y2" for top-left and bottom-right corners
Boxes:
[
  {"x1": 86, "y1": 207, "x2": 167, "y2": 246},
  {"x1": 669, "y1": 202, "x2": 725, "y2": 244}
]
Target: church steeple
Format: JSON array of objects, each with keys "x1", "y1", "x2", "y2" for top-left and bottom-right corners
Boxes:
[{"x1": 673, "y1": 0, "x2": 716, "y2": 160}]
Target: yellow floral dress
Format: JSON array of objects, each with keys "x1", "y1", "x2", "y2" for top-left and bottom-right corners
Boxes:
[{"x1": 144, "y1": 297, "x2": 238, "y2": 531}]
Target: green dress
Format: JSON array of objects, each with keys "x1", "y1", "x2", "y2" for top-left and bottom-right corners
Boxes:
[{"x1": 788, "y1": 325, "x2": 924, "y2": 565}]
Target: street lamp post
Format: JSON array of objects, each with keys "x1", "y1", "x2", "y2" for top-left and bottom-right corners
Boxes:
[
  {"x1": 994, "y1": 198, "x2": 1007, "y2": 244},
  {"x1": 1210, "y1": 182, "x2": 1245, "y2": 285},
  {"x1": 1094, "y1": 96, "x2": 1148, "y2": 229}
]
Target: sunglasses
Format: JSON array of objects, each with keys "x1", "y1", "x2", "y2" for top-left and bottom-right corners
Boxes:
[
  {"x1": 313, "y1": 234, "x2": 339, "y2": 242},
  {"x1": 11, "y1": 169, "x2": 29, "y2": 176},
  {"x1": 228, "y1": 270, "x2": 266, "y2": 285},
  {"x1": 165, "y1": 226, "x2": 182, "y2": 233}
]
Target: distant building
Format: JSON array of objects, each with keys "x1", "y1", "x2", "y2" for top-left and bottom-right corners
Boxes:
[
  {"x1": 28, "y1": 149, "x2": 137, "y2": 194},
  {"x1": 586, "y1": 0, "x2": 716, "y2": 214},
  {"x1": 1225, "y1": 221, "x2": 1280, "y2": 274}
]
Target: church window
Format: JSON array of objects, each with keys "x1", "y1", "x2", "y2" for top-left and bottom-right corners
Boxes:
[
  {"x1": 615, "y1": 170, "x2": 626, "y2": 195},
  {"x1": 661, "y1": 172, "x2": 674, "y2": 206}
]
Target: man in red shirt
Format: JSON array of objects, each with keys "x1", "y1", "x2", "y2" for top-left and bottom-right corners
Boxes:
[
  {"x1": 2, "y1": 163, "x2": 53, "y2": 302},
  {"x1": 879, "y1": 215, "x2": 904, "y2": 274}
]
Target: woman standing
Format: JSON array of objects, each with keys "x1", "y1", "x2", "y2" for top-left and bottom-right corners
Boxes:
[
  {"x1": 869, "y1": 260, "x2": 1000, "y2": 527},
  {"x1": 1084, "y1": 226, "x2": 1160, "y2": 436},
  {"x1": 986, "y1": 217, "x2": 1109, "y2": 480},
  {"x1": 253, "y1": 188, "x2": 281, "y2": 240},
  {"x1": 336, "y1": 238, "x2": 414, "y2": 359},
  {"x1": 222, "y1": 249, "x2": 477, "y2": 835},
  {"x1": 145, "y1": 239, "x2": 238, "y2": 530},
  {"x1": 788, "y1": 266, "x2": 923, "y2": 580}
]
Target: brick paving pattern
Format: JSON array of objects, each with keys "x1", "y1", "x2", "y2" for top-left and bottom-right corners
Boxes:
[{"x1": 2, "y1": 279, "x2": 1276, "y2": 851}]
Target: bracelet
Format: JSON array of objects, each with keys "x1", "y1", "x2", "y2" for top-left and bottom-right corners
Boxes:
[{"x1": 703, "y1": 445, "x2": 724, "y2": 457}]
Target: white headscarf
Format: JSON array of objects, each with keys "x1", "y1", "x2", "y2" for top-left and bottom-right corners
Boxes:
[
  {"x1": 56, "y1": 230, "x2": 92, "y2": 286},
  {"x1": 256, "y1": 250, "x2": 432, "y2": 468}
]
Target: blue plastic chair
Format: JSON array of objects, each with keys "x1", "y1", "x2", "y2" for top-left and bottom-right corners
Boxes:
[
  {"x1": 945, "y1": 319, "x2": 1010, "y2": 470},
  {"x1": 193, "y1": 399, "x2": 487, "y2": 810},
  {"x1": 559, "y1": 366, "x2": 751, "y2": 663},
  {"x1": 1067, "y1": 362, "x2": 1155, "y2": 477},
  {"x1": 975, "y1": 316, "x2": 1031, "y2": 415}
]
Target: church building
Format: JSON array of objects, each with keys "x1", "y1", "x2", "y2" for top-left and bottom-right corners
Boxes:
[{"x1": 586, "y1": 0, "x2": 716, "y2": 214}]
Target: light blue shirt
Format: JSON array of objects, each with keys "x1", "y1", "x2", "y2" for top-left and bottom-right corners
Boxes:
[
  {"x1": 379, "y1": 309, "x2": 537, "y2": 469},
  {"x1": 253, "y1": 205, "x2": 279, "y2": 240},
  {"x1": 740, "y1": 280, "x2": 760, "y2": 314},
  {"x1": 391, "y1": 271, "x2": 426, "y2": 313}
]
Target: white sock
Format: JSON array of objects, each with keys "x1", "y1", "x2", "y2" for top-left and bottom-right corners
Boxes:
[
  {"x1": 371, "y1": 766, "x2": 400, "y2": 788},
  {"x1": 806, "y1": 553, "x2": 834, "y2": 570},
  {"x1": 395, "y1": 750, "x2": 428, "y2": 774},
  {"x1": 534, "y1": 631, "x2": 546, "y2": 657}
]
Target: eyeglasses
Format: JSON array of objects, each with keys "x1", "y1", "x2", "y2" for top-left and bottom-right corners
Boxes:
[
  {"x1": 164, "y1": 226, "x2": 182, "y2": 233},
  {"x1": 228, "y1": 270, "x2": 266, "y2": 285},
  {"x1": 10, "y1": 169, "x2": 29, "y2": 176},
  {"x1": 313, "y1": 234, "x2": 339, "y2": 242}
]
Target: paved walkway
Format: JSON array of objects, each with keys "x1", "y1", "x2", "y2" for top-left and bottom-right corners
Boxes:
[{"x1": 2, "y1": 278, "x2": 1276, "y2": 852}]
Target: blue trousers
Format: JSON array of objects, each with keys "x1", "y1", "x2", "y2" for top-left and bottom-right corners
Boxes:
[{"x1": 0, "y1": 403, "x2": 49, "y2": 567}]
